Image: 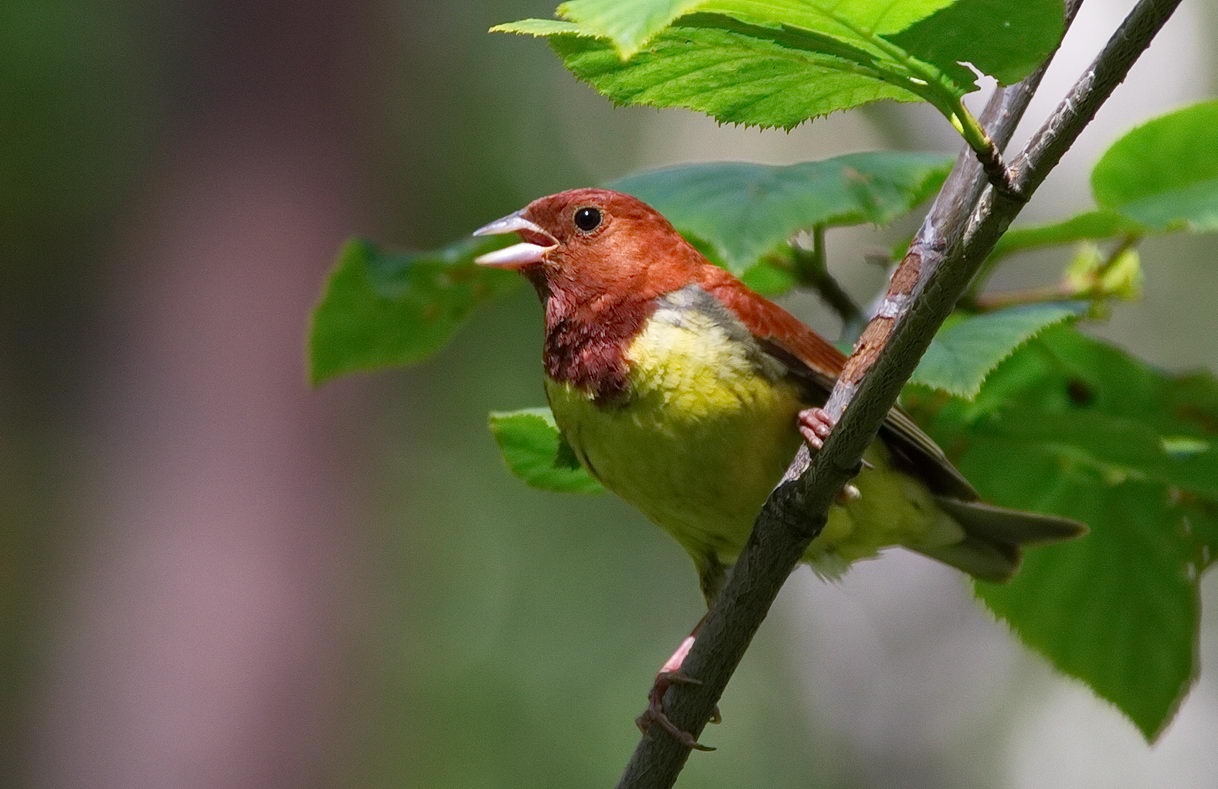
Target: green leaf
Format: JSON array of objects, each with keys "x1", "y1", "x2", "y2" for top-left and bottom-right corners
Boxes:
[
  {"x1": 550, "y1": 0, "x2": 957, "y2": 59},
  {"x1": 609, "y1": 152, "x2": 952, "y2": 273},
  {"x1": 555, "y1": 0, "x2": 704, "y2": 57},
  {"x1": 538, "y1": 22, "x2": 926, "y2": 131},
  {"x1": 1093, "y1": 100, "x2": 1218, "y2": 232},
  {"x1": 981, "y1": 406, "x2": 1218, "y2": 499},
  {"x1": 910, "y1": 303, "x2": 1085, "y2": 398},
  {"x1": 989, "y1": 210, "x2": 1144, "y2": 261},
  {"x1": 739, "y1": 259, "x2": 798, "y2": 296},
  {"x1": 499, "y1": 1, "x2": 1066, "y2": 135},
  {"x1": 910, "y1": 326, "x2": 1218, "y2": 740},
  {"x1": 308, "y1": 238, "x2": 519, "y2": 385},
  {"x1": 1162, "y1": 372, "x2": 1218, "y2": 438},
  {"x1": 492, "y1": 18, "x2": 588, "y2": 37},
  {"x1": 975, "y1": 472, "x2": 1200, "y2": 742},
  {"x1": 888, "y1": 0, "x2": 1065, "y2": 85},
  {"x1": 498, "y1": 1, "x2": 983, "y2": 131},
  {"x1": 704, "y1": 0, "x2": 957, "y2": 39},
  {"x1": 488, "y1": 408, "x2": 604, "y2": 494}
]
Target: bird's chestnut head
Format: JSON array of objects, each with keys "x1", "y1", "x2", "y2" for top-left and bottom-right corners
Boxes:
[{"x1": 472, "y1": 188, "x2": 700, "y2": 300}]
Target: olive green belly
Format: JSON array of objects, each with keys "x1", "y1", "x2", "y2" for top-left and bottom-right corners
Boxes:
[{"x1": 546, "y1": 373, "x2": 804, "y2": 560}]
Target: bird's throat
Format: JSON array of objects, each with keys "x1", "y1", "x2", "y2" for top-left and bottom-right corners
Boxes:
[{"x1": 541, "y1": 288, "x2": 656, "y2": 403}]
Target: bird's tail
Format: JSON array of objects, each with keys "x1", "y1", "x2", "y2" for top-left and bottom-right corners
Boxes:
[{"x1": 909, "y1": 498, "x2": 1088, "y2": 583}]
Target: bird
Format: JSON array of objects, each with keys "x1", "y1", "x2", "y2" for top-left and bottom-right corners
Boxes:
[{"x1": 472, "y1": 187, "x2": 1086, "y2": 748}]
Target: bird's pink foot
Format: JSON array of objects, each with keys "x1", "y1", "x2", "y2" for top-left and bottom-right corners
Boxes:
[
  {"x1": 797, "y1": 407, "x2": 866, "y2": 503},
  {"x1": 635, "y1": 670, "x2": 715, "y2": 751},
  {"x1": 634, "y1": 635, "x2": 719, "y2": 751},
  {"x1": 797, "y1": 407, "x2": 835, "y2": 451}
]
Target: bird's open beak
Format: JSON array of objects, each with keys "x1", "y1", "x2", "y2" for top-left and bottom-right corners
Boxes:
[{"x1": 472, "y1": 210, "x2": 557, "y2": 269}]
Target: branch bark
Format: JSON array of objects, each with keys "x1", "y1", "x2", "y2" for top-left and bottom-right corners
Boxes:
[{"x1": 616, "y1": 0, "x2": 1181, "y2": 785}]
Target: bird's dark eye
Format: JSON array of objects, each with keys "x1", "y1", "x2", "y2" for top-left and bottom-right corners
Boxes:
[{"x1": 573, "y1": 206, "x2": 602, "y2": 232}]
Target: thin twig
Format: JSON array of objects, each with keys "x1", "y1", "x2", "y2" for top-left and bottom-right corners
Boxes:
[
  {"x1": 616, "y1": 1, "x2": 1182, "y2": 786},
  {"x1": 970, "y1": 283, "x2": 1081, "y2": 312},
  {"x1": 968, "y1": 233, "x2": 1143, "y2": 312},
  {"x1": 791, "y1": 227, "x2": 864, "y2": 328}
]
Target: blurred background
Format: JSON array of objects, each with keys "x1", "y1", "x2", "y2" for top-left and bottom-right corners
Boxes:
[{"x1": 3, "y1": 0, "x2": 1216, "y2": 786}]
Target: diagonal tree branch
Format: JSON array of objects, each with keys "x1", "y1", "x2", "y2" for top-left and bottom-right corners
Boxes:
[{"x1": 616, "y1": 0, "x2": 1182, "y2": 785}]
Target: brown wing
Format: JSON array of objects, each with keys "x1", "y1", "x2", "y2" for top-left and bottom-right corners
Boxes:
[{"x1": 697, "y1": 267, "x2": 977, "y2": 500}]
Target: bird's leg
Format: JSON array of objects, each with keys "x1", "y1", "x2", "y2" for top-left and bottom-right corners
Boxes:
[
  {"x1": 635, "y1": 614, "x2": 718, "y2": 752},
  {"x1": 636, "y1": 557, "x2": 726, "y2": 751},
  {"x1": 797, "y1": 407, "x2": 864, "y2": 501}
]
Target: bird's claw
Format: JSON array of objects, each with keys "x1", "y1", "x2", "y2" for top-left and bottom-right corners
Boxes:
[
  {"x1": 797, "y1": 407, "x2": 835, "y2": 451},
  {"x1": 798, "y1": 407, "x2": 867, "y2": 503},
  {"x1": 635, "y1": 670, "x2": 718, "y2": 751},
  {"x1": 796, "y1": 408, "x2": 875, "y2": 471}
]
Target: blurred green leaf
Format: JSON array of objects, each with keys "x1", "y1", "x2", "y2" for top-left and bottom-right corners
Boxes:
[
  {"x1": 910, "y1": 303, "x2": 1085, "y2": 398},
  {"x1": 309, "y1": 238, "x2": 519, "y2": 385},
  {"x1": 488, "y1": 408, "x2": 604, "y2": 494},
  {"x1": 739, "y1": 259, "x2": 799, "y2": 296},
  {"x1": 609, "y1": 153, "x2": 952, "y2": 273},
  {"x1": 888, "y1": 0, "x2": 1064, "y2": 85},
  {"x1": 1092, "y1": 100, "x2": 1218, "y2": 232},
  {"x1": 1163, "y1": 372, "x2": 1218, "y2": 441},
  {"x1": 911, "y1": 326, "x2": 1218, "y2": 740},
  {"x1": 990, "y1": 210, "x2": 1144, "y2": 261}
]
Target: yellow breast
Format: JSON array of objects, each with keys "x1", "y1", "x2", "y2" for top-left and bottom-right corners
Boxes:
[{"x1": 546, "y1": 292, "x2": 804, "y2": 560}]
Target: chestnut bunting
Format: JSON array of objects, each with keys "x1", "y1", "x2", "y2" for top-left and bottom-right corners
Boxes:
[{"x1": 474, "y1": 188, "x2": 1085, "y2": 746}]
